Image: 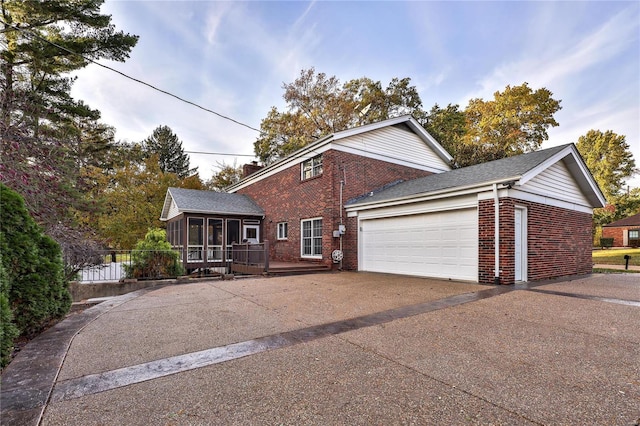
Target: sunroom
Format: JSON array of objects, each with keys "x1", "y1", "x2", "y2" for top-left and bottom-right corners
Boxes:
[{"x1": 160, "y1": 188, "x2": 265, "y2": 273}]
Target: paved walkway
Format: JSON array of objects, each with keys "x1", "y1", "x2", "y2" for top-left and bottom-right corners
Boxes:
[{"x1": 2, "y1": 272, "x2": 639, "y2": 425}]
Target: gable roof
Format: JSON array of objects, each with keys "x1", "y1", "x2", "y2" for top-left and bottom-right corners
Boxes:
[
  {"x1": 160, "y1": 188, "x2": 264, "y2": 221},
  {"x1": 226, "y1": 115, "x2": 453, "y2": 192},
  {"x1": 346, "y1": 144, "x2": 606, "y2": 209},
  {"x1": 603, "y1": 212, "x2": 640, "y2": 228}
]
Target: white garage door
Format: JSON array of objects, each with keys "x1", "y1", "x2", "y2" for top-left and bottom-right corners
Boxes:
[{"x1": 360, "y1": 208, "x2": 478, "y2": 281}]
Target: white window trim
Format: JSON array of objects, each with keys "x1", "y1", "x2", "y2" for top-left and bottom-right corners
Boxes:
[
  {"x1": 301, "y1": 217, "x2": 323, "y2": 259},
  {"x1": 301, "y1": 155, "x2": 323, "y2": 180},
  {"x1": 277, "y1": 222, "x2": 288, "y2": 240}
]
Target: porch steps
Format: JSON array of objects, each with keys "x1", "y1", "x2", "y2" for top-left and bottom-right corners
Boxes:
[{"x1": 267, "y1": 263, "x2": 332, "y2": 276}]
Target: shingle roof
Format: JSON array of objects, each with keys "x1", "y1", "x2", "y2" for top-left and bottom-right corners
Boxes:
[
  {"x1": 167, "y1": 188, "x2": 264, "y2": 216},
  {"x1": 346, "y1": 144, "x2": 571, "y2": 206},
  {"x1": 603, "y1": 212, "x2": 640, "y2": 228}
]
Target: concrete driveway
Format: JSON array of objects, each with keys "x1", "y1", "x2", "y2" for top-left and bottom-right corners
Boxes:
[{"x1": 2, "y1": 272, "x2": 639, "y2": 425}]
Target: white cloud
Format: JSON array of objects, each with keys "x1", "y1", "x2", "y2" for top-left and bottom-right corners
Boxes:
[{"x1": 465, "y1": 4, "x2": 639, "y2": 101}]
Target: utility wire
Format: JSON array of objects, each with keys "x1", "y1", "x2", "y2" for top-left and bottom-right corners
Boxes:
[
  {"x1": 185, "y1": 151, "x2": 255, "y2": 157},
  {"x1": 0, "y1": 19, "x2": 263, "y2": 134}
]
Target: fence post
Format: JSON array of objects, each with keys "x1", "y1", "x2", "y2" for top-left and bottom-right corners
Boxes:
[{"x1": 263, "y1": 240, "x2": 269, "y2": 273}]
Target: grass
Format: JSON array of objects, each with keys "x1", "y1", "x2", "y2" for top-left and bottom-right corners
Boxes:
[
  {"x1": 592, "y1": 247, "x2": 640, "y2": 266},
  {"x1": 593, "y1": 267, "x2": 640, "y2": 274}
]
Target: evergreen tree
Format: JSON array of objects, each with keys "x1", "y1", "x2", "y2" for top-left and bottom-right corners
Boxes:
[
  {"x1": 143, "y1": 125, "x2": 197, "y2": 178},
  {"x1": 0, "y1": 0, "x2": 138, "y2": 235},
  {"x1": 0, "y1": 184, "x2": 71, "y2": 339}
]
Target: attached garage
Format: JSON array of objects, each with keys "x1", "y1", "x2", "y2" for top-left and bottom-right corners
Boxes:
[
  {"x1": 346, "y1": 144, "x2": 606, "y2": 285},
  {"x1": 360, "y1": 208, "x2": 478, "y2": 281}
]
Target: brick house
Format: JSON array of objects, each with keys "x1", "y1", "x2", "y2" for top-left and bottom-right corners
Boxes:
[
  {"x1": 602, "y1": 212, "x2": 640, "y2": 247},
  {"x1": 162, "y1": 115, "x2": 605, "y2": 284}
]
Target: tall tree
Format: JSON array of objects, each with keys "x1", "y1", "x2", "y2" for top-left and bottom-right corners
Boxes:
[
  {"x1": 1, "y1": 0, "x2": 138, "y2": 130},
  {"x1": 143, "y1": 125, "x2": 197, "y2": 178},
  {"x1": 254, "y1": 68, "x2": 427, "y2": 164},
  {"x1": 206, "y1": 161, "x2": 243, "y2": 191},
  {"x1": 422, "y1": 103, "x2": 467, "y2": 159},
  {"x1": 462, "y1": 83, "x2": 561, "y2": 158},
  {"x1": 0, "y1": 0, "x2": 138, "y2": 232},
  {"x1": 576, "y1": 130, "x2": 636, "y2": 201},
  {"x1": 93, "y1": 154, "x2": 204, "y2": 249}
]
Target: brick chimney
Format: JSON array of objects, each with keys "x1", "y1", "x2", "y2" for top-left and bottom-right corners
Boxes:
[{"x1": 242, "y1": 161, "x2": 262, "y2": 178}]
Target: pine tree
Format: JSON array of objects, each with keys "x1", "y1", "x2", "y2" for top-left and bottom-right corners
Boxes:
[{"x1": 143, "y1": 125, "x2": 198, "y2": 178}]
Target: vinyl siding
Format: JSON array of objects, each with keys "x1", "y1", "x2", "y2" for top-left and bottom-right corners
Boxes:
[
  {"x1": 167, "y1": 198, "x2": 180, "y2": 220},
  {"x1": 522, "y1": 160, "x2": 590, "y2": 206},
  {"x1": 333, "y1": 126, "x2": 451, "y2": 173}
]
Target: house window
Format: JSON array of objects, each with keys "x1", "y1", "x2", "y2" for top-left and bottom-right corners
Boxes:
[
  {"x1": 301, "y1": 218, "x2": 322, "y2": 258},
  {"x1": 207, "y1": 218, "x2": 223, "y2": 261},
  {"x1": 301, "y1": 155, "x2": 323, "y2": 180},
  {"x1": 187, "y1": 218, "x2": 204, "y2": 262},
  {"x1": 277, "y1": 222, "x2": 288, "y2": 240},
  {"x1": 629, "y1": 230, "x2": 639, "y2": 239}
]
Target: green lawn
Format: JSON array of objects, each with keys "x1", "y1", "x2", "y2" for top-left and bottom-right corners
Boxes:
[{"x1": 592, "y1": 247, "x2": 640, "y2": 266}]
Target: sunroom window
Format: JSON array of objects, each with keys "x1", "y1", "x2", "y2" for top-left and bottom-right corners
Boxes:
[
  {"x1": 207, "y1": 218, "x2": 223, "y2": 261},
  {"x1": 187, "y1": 218, "x2": 204, "y2": 262}
]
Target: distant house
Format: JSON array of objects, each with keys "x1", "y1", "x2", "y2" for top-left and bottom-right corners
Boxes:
[
  {"x1": 602, "y1": 212, "x2": 640, "y2": 247},
  {"x1": 161, "y1": 115, "x2": 606, "y2": 284}
]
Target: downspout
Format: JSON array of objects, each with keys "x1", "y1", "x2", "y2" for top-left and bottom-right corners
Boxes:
[
  {"x1": 493, "y1": 183, "x2": 500, "y2": 285},
  {"x1": 339, "y1": 173, "x2": 344, "y2": 270}
]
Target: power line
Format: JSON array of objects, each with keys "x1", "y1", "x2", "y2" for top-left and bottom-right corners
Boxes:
[
  {"x1": 185, "y1": 151, "x2": 255, "y2": 157},
  {"x1": 0, "y1": 19, "x2": 263, "y2": 134}
]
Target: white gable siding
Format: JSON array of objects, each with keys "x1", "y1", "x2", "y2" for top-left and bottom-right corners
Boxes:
[
  {"x1": 522, "y1": 160, "x2": 590, "y2": 206},
  {"x1": 334, "y1": 126, "x2": 451, "y2": 173},
  {"x1": 167, "y1": 198, "x2": 180, "y2": 220}
]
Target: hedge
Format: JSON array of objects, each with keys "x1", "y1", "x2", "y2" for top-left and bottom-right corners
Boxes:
[{"x1": 0, "y1": 184, "x2": 71, "y2": 367}]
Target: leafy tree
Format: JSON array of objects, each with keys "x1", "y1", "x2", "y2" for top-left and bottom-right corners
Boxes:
[
  {"x1": 462, "y1": 83, "x2": 561, "y2": 157},
  {"x1": 0, "y1": 184, "x2": 71, "y2": 339},
  {"x1": 206, "y1": 161, "x2": 243, "y2": 191},
  {"x1": 254, "y1": 68, "x2": 428, "y2": 164},
  {"x1": 93, "y1": 154, "x2": 204, "y2": 249},
  {"x1": 422, "y1": 103, "x2": 467, "y2": 159},
  {"x1": 143, "y1": 125, "x2": 197, "y2": 178},
  {"x1": 576, "y1": 130, "x2": 636, "y2": 201},
  {"x1": 123, "y1": 228, "x2": 184, "y2": 279}
]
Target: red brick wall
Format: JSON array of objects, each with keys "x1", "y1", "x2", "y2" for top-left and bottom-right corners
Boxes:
[
  {"x1": 602, "y1": 227, "x2": 624, "y2": 247},
  {"x1": 479, "y1": 198, "x2": 593, "y2": 285},
  {"x1": 237, "y1": 149, "x2": 434, "y2": 268}
]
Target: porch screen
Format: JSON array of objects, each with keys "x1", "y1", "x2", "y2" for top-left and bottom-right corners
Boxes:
[
  {"x1": 208, "y1": 218, "x2": 223, "y2": 261},
  {"x1": 226, "y1": 219, "x2": 240, "y2": 261},
  {"x1": 188, "y1": 218, "x2": 204, "y2": 262}
]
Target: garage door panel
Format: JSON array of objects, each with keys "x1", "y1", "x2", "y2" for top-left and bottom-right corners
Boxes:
[{"x1": 360, "y1": 208, "x2": 478, "y2": 281}]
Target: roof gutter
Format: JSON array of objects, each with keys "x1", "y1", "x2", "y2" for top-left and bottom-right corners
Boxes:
[{"x1": 345, "y1": 176, "x2": 522, "y2": 212}]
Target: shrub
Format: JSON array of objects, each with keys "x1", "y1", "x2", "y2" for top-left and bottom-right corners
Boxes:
[
  {"x1": 0, "y1": 262, "x2": 19, "y2": 368},
  {"x1": 0, "y1": 184, "x2": 71, "y2": 338},
  {"x1": 599, "y1": 237, "x2": 614, "y2": 248},
  {"x1": 124, "y1": 228, "x2": 184, "y2": 279}
]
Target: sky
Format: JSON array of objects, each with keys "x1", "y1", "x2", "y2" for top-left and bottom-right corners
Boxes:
[{"x1": 71, "y1": 1, "x2": 640, "y2": 188}]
